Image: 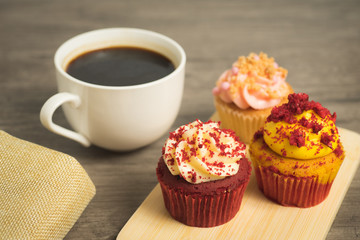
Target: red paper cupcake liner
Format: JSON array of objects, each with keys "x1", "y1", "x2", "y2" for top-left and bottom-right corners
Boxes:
[
  {"x1": 159, "y1": 181, "x2": 249, "y2": 227},
  {"x1": 254, "y1": 167, "x2": 333, "y2": 208}
]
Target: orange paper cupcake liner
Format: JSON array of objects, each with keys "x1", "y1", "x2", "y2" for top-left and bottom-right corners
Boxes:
[
  {"x1": 159, "y1": 181, "x2": 249, "y2": 227},
  {"x1": 254, "y1": 167, "x2": 333, "y2": 208}
]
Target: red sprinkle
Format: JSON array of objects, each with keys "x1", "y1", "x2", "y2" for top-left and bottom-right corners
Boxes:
[
  {"x1": 253, "y1": 128, "x2": 264, "y2": 141},
  {"x1": 280, "y1": 148, "x2": 287, "y2": 157},
  {"x1": 188, "y1": 171, "x2": 197, "y2": 183},
  {"x1": 211, "y1": 161, "x2": 226, "y2": 168},
  {"x1": 298, "y1": 117, "x2": 323, "y2": 133},
  {"x1": 288, "y1": 129, "x2": 306, "y2": 147},
  {"x1": 268, "y1": 165, "x2": 280, "y2": 174},
  {"x1": 167, "y1": 159, "x2": 175, "y2": 166},
  {"x1": 333, "y1": 144, "x2": 344, "y2": 157},
  {"x1": 267, "y1": 93, "x2": 336, "y2": 124},
  {"x1": 321, "y1": 132, "x2": 335, "y2": 148}
]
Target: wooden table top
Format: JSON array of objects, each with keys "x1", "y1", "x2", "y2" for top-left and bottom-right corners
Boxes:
[{"x1": 1, "y1": 1, "x2": 359, "y2": 239}]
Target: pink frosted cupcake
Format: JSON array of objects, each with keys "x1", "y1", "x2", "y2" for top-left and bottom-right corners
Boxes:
[
  {"x1": 156, "y1": 120, "x2": 251, "y2": 227},
  {"x1": 213, "y1": 52, "x2": 293, "y2": 143}
]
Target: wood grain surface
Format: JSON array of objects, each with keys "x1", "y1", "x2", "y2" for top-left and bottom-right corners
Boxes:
[
  {"x1": 1, "y1": 0, "x2": 359, "y2": 239},
  {"x1": 117, "y1": 127, "x2": 360, "y2": 240}
]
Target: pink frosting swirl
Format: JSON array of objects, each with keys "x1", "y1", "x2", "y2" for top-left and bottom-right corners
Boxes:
[{"x1": 213, "y1": 52, "x2": 290, "y2": 110}]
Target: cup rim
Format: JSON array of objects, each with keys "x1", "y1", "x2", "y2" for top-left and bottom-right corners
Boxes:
[{"x1": 54, "y1": 28, "x2": 186, "y2": 90}]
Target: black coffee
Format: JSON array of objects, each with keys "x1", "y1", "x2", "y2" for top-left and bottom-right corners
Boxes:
[{"x1": 66, "y1": 47, "x2": 175, "y2": 86}]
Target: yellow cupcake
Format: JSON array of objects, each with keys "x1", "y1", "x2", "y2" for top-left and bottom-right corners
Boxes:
[{"x1": 249, "y1": 93, "x2": 345, "y2": 207}]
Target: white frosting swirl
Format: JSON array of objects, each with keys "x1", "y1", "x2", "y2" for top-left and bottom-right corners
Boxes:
[{"x1": 163, "y1": 120, "x2": 246, "y2": 184}]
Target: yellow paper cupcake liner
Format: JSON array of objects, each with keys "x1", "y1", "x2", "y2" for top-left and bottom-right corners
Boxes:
[
  {"x1": 213, "y1": 84, "x2": 293, "y2": 144},
  {"x1": 214, "y1": 97, "x2": 270, "y2": 144}
]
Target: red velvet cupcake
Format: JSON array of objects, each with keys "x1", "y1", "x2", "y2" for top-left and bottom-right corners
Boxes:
[{"x1": 156, "y1": 120, "x2": 251, "y2": 227}]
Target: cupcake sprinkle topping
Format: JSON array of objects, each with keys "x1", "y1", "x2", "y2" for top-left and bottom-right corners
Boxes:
[
  {"x1": 162, "y1": 120, "x2": 246, "y2": 184},
  {"x1": 262, "y1": 93, "x2": 342, "y2": 159},
  {"x1": 212, "y1": 52, "x2": 290, "y2": 110}
]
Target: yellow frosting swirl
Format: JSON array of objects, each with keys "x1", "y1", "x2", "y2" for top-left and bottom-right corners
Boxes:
[
  {"x1": 163, "y1": 120, "x2": 246, "y2": 184},
  {"x1": 263, "y1": 93, "x2": 339, "y2": 160}
]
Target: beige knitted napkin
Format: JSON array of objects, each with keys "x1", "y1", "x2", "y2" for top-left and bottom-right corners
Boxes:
[{"x1": 0, "y1": 131, "x2": 96, "y2": 239}]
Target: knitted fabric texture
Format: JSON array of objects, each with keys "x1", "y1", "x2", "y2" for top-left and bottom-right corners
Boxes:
[{"x1": 0, "y1": 131, "x2": 96, "y2": 239}]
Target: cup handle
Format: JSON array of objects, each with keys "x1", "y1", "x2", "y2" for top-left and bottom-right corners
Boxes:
[{"x1": 40, "y1": 92, "x2": 91, "y2": 147}]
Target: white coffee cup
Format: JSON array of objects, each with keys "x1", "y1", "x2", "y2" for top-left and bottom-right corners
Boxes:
[{"x1": 40, "y1": 28, "x2": 186, "y2": 151}]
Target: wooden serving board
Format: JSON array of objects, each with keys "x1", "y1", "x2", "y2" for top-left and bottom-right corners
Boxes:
[{"x1": 117, "y1": 115, "x2": 360, "y2": 240}]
